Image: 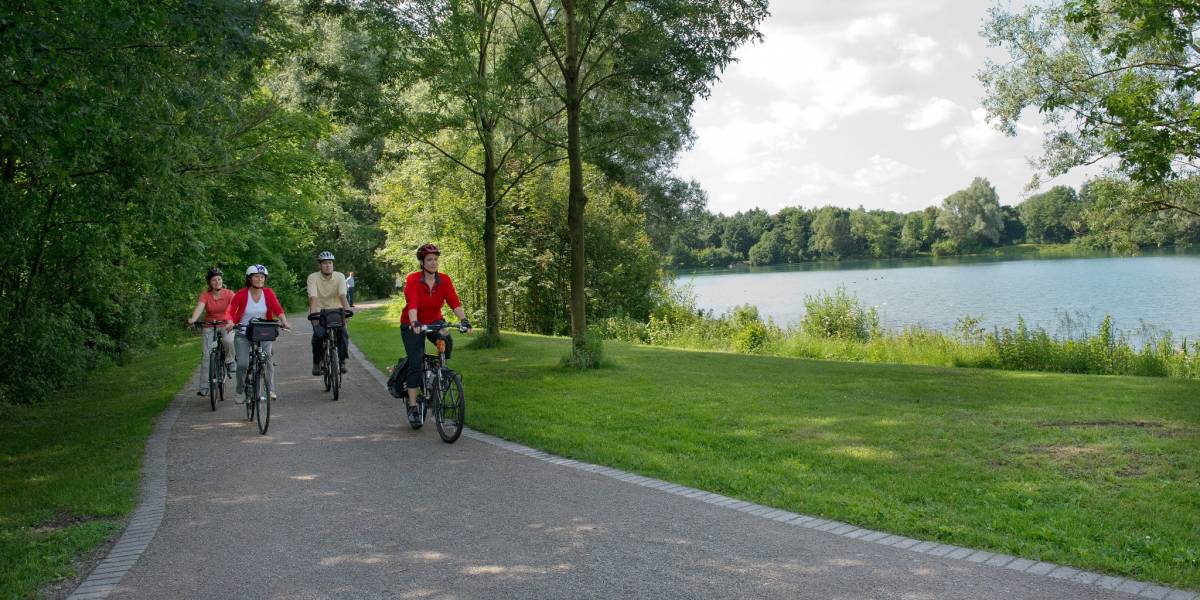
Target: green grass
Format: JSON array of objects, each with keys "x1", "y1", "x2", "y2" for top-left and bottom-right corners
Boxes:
[
  {"x1": 353, "y1": 309, "x2": 1200, "y2": 590},
  {"x1": 0, "y1": 340, "x2": 198, "y2": 600}
]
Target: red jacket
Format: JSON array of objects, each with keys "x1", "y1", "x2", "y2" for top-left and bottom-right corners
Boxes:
[
  {"x1": 402, "y1": 271, "x2": 462, "y2": 325},
  {"x1": 228, "y1": 286, "x2": 285, "y2": 324}
]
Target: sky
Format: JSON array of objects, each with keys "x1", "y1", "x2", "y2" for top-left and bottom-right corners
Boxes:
[{"x1": 673, "y1": 0, "x2": 1096, "y2": 216}]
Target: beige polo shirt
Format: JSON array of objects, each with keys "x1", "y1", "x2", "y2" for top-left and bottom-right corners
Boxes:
[{"x1": 307, "y1": 271, "x2": 348, "y2": 310}]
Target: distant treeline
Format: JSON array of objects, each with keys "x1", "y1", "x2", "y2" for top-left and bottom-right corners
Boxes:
[{"x1": 662, "y1": 177, "x2": 1200, "y2": 268}]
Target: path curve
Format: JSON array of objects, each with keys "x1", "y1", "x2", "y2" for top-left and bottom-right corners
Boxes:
[{"x1": 70, "y1": 311, "x2": 1195, "y2": 599}]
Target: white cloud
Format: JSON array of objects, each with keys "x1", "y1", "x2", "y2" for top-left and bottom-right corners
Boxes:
[
  {"x1": 941, "y1": 107, "x2": 1041, "y2": 172},
  {"x1": 905, "y1": 97, "x2": 962, "y2": 130},
  {"x1": 900, "y1": 34, "x2": 941, "y2": 73},
  {"x1": 852, "y1": 155, "x2": 924, "y2": 191},
  {"x1": 841, "y1": 13, "x2": 898, "y2": 41},
  {"x1": 955, "y1": 41, "x2": 973, "y2": 58}
]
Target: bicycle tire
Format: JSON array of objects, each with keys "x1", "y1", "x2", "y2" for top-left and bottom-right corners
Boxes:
[
  {"x1": 254, "y1": 363, "x2": 270, "y2": 435},
  {"x1": 329, "y1": 343, "x2": 340, "y2": 401},
  {"x1": 435, "y1": 370, "x2": 465, "y2": 443},
  {"x1": 322, "y1": 339, "x2": 332, "y2": 392},
  {"x1": 207, "y1": 346, "x2": 220, "y2": 412},
  {"x1": 215, "y1": 358, "x2": 225, "y2": 404},
  {"x1": 244, "y1": 362, "x2": 255, "y2": 422}
]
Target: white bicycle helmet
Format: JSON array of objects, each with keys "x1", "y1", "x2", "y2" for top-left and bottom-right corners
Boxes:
[
  {"x1": 317, "y1": 251, "x2": 335, "y2": 261},
  {"x1": 245, "y1": 264, "x2": 269, "y2": 277}
]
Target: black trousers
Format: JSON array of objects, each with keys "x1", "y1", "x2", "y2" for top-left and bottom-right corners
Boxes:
[
  {"x1": 312, "y1": 324, "x2": 349, "y2": 364},
  {"x1": 402, "y1": 327, "x2": 453, "y2": 388}
]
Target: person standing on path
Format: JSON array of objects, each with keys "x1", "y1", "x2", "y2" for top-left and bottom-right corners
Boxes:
[
  {"x1": 401, "y1": 244, "x2": 471, "y2": 425},
  {"x1": 225, "y1": 265, "x2": 290, "y2": 402},
  {"x1": 346, "y1": 271, "x2": 356, "y2": 307},
  {"x1": 186, "y1": 267, "x2": 236, "y2": 397},
  {"x1": 307, "y1": 251, "x2": 352, "y2": 376}
]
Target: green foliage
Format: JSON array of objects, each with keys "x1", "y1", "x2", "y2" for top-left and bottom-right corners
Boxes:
[
  {"x1": 562, "y1": 331, "x2": 605, "y2": 369},
  {"x1": 1020, "y1": 186, "x2": 1083, "y2": 243},
  {"x1": 0, "y1": 0, "x2": 355, "y2": 402},
  {"x1": 937, "y1": 178, "x2": 1005, "y2": 251},
  {"x1": 800, "y1": 287, "x2": 881, "y2": 342},
  {"x1": 981, "y1": 0, "x2": 1200, "y2": 186}
]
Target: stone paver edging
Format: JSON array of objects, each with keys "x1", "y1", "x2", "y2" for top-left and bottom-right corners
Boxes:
[
  {"x1": 350, "y1": 340, "x2": 1198, "y2": 600},
  {"x1": 66, "y1": 369, "x2": 195, "y2": 600}
]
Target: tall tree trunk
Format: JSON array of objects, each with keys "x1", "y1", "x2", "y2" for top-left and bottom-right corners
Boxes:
[
  {"x1": 483, "y1": 144, "x2": 501, "y2": 338},
  {"x1": 563, "y1": 0, "x2": 587, "y2": 347}
]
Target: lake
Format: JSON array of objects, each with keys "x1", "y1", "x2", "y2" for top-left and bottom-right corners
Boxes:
[{"x1": 679, "y1": 249, "x2": 1200, "y2": 341}]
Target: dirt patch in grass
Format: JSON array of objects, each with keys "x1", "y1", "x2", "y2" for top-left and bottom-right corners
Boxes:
[
  {"x1": 1039, "y1": 420, "x2": 1164, "y2": 429},
  {"x1": 32, "y1": 513, "x2": 103, "y2": 535},
  {"x1": 1029, "y1": 445, "x2": 1102, "y2": 459}
]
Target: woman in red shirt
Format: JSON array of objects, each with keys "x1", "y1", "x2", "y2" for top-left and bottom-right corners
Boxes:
[
  {"x1": 225, "y1": 264, "x2": 291, "y2": 402},
  {"x1": 186, "y1": 268, "x2": 236, "y2": 397},
  {"x1": 401, "y1": 244, "x2": 471, "y2": 425}
]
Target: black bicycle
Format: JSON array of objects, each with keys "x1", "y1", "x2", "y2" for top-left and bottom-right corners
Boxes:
[
  {"x1": 309, "y1": 308, "x2": 352, "y2": 401},
  {"x1": 404, "y1": 321, "x2": 468, "y2": 443},
  {"x1": 238, "y1": 319, "x2": 280, "y2": 435},
  {"x1": 194, "y1": 320, "x2": 229, "y2": 411}
]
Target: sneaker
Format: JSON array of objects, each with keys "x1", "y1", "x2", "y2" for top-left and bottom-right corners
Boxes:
[
  {"x1": 407, "y1": 405, "x2": 421, "y2": 425},
  {"x1": 198, "y1": 390, "x2": 208, "y2": 397},
  {"x1": 269, "y1": 392, "x2": 277, "y2": 400},
  {"x1": 339, "y1": 362, "x2": 348, "y2": 374},
  {"x1": 312, "y1": 363, "x2": 322, "y2": 376}
]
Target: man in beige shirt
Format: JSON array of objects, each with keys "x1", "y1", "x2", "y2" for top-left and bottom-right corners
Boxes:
[{"x1": 308, "y1": 251, "x2": 352, "y2": 376}]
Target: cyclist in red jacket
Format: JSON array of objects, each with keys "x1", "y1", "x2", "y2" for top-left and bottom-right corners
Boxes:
[
  {"x1": 226, "y1": 265, "x2": 291, "y2": 402},
  {"x1": 401, "y1": 244, "x2": 471, "y2": 425}
]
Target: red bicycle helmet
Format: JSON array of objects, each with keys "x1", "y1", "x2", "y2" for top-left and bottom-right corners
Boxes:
[{"x1": 416, "y1": 243, "x2": 440, "y2": 260}]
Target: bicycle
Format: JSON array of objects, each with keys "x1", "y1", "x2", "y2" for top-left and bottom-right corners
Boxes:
[
  {"x1": 399, "y1": 321, "x2": 468, "y2": 443},
  {"x1": 236, "y1": 318, "x2": 280, "y2": 435},
  {"x1": 308, "y1": 308, "x2": 352, "y2": 401},
  {"x1": 194, "y1": 320, "x2": 229, "y2": 411}
]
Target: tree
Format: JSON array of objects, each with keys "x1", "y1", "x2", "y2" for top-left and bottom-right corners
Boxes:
[
  {"x1": 808, "y1": 206, "x2": 854, "y2": 259},
  {"x1": 306, "y1": 0, "x2": 565, "y2": 341},
  {"x1": 981, "y1": 0, "x2": 1200, "y2": 197},
  {"x1": 936, "y1": 178, "x2": 1005, "y2": 251},
  {"x1": 1019, "y1": 185, "x2": 1081, "y2": 243},
  {"x1": 508, "y1": 0, "x2": 768, "y2": 361},
  {"x1": 748, "y1": 229, "x2": 784, "y2": 265}
]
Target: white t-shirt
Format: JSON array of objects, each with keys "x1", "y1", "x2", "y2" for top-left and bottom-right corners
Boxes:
[{"x1": 240, "y1": 289, "x2": 268, "y2": 326}]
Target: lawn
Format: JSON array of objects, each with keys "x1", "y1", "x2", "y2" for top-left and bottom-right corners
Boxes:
[
  {"x1": 0, "y1": 340, "x2": 198, "y2": 600},
  {"x1": 353, "y1": 309, "x2": 1200, "y2": 590}
]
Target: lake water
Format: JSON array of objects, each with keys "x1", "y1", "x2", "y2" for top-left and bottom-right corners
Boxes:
[{"x1": 679, "y1": 249, "x2": 1200, "y2": 341}]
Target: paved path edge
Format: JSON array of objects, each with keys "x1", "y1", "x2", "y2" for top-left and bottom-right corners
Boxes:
[
  {"x1": 349, "y1": 340, "x2": 1198, "y2": 600},
  {"x1": 65, "y1": 367, "x2": 198, "y2": 600}
]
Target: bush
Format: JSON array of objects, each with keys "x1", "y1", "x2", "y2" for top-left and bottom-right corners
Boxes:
[
  {"x1": 562, "y1": 331, "x2": 605, "y2": 369},
  {"x1": 800, "y1": 286, "x2": 879, "y2": 342}
]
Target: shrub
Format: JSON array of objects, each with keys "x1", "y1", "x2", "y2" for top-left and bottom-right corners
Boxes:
[
  {"x1": 562, "y1": 331, "x2": 605, "y2": 369},
  {"x1": 800, "y1": 286, "x2": 879, "y2": 342}
]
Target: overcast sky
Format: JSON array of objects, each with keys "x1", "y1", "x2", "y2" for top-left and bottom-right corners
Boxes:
[{"x1": 673, "y1": 1, "x2": 1095, "y2": 215}]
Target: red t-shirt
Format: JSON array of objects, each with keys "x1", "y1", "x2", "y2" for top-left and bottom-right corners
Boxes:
[
  {"x1": 199, "y1": 289, "x2": 233, "y2": 323},
  {"x1": 402, "y1": 271, "x2": 462, "y2": 325}
]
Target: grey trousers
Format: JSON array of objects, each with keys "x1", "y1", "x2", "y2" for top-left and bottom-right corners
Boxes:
[
  {"x1": 199, "y1": 327, "x2": 236, "y2": 394},
  {"x1": 234, "y1": 333, "x2": 275, "y2": 396}
]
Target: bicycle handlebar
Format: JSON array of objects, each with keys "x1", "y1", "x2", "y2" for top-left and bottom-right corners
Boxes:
[
  {"x1": 192, "y1": 320, "x2": 228, "y2": 328},
  {"x1": 411, "y1": 320, "x2": 470, "y2": 334},
  {"x1": 307, "y1": 309, "x2": 354, "y2": 321}
]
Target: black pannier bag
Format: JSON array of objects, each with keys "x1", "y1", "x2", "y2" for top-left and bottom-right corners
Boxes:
[{"x1": 387, "y1": 358, "x2": 408, "y2": 398}]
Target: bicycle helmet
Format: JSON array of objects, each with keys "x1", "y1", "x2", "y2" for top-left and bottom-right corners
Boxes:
[
  {"x1": 245, "y1": 264, "x2": 269, "y2": 277},
  {"x1": 416, "y1": 243, "x2": 440, "y2": 260},
  {"x1": 317, "y1": 250, "x2": 335, "y2": 261},
  {"x1": 206, "y1": 267, "x2": 223, "y2": 281}
]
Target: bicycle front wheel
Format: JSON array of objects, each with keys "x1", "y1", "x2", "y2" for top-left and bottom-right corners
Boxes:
[
  {"x1": 207, "y1": 348, "x2": 220, "y2": 412},
  {"x1": 244, "y1": 363, "x2": 256, "y2": 421},
  {"x1": 254, "y1": 366, "x2": 270, "y2": 435},
  {"x1": 329, "y1": 344, "x2": 341, "y2": 401},
  {"x1": 435, "y1": 370, "x2": 465, "y2": 443}
]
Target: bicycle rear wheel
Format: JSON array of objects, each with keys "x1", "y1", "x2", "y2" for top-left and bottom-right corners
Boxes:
[
  {"x1": 434, "y1": 370, "x2": 465, "y2": 443},
  {"x1": 207, "y1": 347, "x2": 220, "y2": 412},
  {"x1": 254, "y1": 364, "x2": 270, "y2": 434},
  {"x1": 215, "y1": 357, "x2": 225, "y2": 404}
]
